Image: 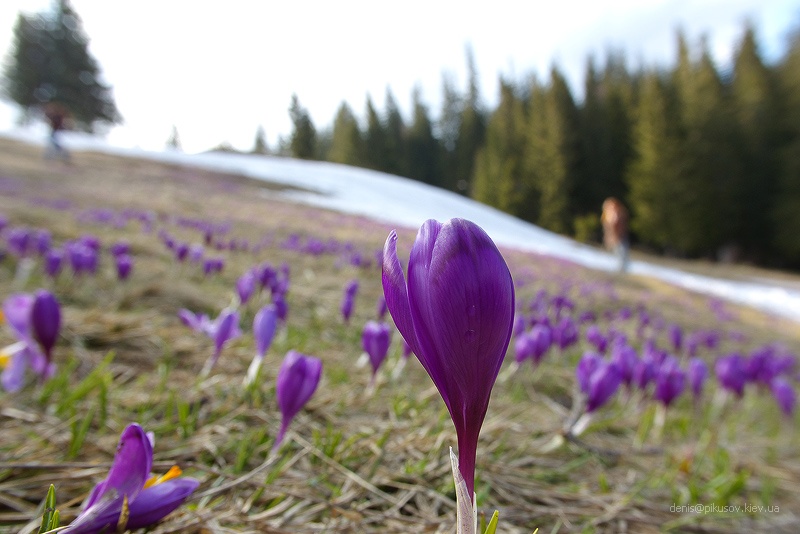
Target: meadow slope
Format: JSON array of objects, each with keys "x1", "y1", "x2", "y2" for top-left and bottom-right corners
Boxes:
[{"x1": 0, "y1": 137, "x2": 799, "y2": 533}]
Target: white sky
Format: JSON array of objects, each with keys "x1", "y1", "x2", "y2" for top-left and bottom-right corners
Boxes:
[{"x1": 1, "y1": 0, "x2": 798, "y2": 153}]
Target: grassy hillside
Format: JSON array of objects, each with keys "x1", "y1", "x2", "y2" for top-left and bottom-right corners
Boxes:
[{"x1": 0, "y1": 137, "x2": 799, "y2": 533}]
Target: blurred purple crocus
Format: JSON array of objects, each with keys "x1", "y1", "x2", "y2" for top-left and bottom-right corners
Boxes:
[
  {"x1": 585, "y1": 360, "x2": 622, "y2": 413},
  {"x1": 44, "y1": 248, "x2": 64, "y2": 279},
  {"x1": 585, "y1": 325, "x2": 608, "y2": 354},
  {"x1": 115, "y1": 254, "x2": 133, "y2": 281},
  {"x1": 376, "y1": 295, "x2": 388, "y2": 320},
  {"x1": 340, "y1": 279, "x2": 359, "y2": 323},
  {"x1": 382, "y1": 218, "x2": 514, "y2": 499},
  {"x1": 653, "y1": 356, "x2": 686, "y2": 407},
  {"x1": 361, "y1": 321, "x2": 391, "y2": 382},
  {"x1": 236, "y1": 269, "x2": 257, "y2": 305},
  {"x1": 274, "y1": 351, "x2": 322, "y2": 451},
  {"x1": 245, "y1": 305, "x2": 278, "y2": 386},
  {"x1": 715, "y1": 353, "x2": 747, "y2": 398},
  {"x1": 687, "y1": 357, "x2": 708, "y2": 399},
  {"x1": 1, "y1": 291, "x2": 61, "y2": 391},
  {"x1": 770, "y1": 377, "x2": 796, "y2": 417},
  {"x1": 62, "y1": 423, "x2": 198, "y2": 533},
  {"x1": 202, "y1": 308, "x2": 241, "y2": 374}
]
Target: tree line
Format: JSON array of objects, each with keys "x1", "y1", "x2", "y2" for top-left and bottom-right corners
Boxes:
[{"x1": 285, "y1": 27, "x2": 800, "y2": 268}]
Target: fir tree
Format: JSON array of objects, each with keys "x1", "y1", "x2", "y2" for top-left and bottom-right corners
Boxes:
[
  {"x1": 252, "y1": 125, "x2": 269, "y2": 154},
  {"x1": 626, "y1": 72, "x2": 682, "y2": 249},
  {"x1": 1, "y1": 1, "x2": 121, "y2": 130},
  {"x1": 437, "y1": 72, "x2": 462, "y2": 192},
  {"x1": 406, "y1": 86, "x2": 441, "y2": 186},
  {"x1": 288, "y1": 94, "x2": 317, "y2": 160},
  {"x1": 383, "y1": 87, "x2": 407, "y2": 177},
  {"x1": 731, "y1": 25, "x2": 781, "y2": 260},
  {"x1": 328, "y1": 101, "x2": 363, "y2": 166},
  {"x1": 472, "y1": 78, "x2": 529, "y2": 217},
  {"x1": 363, "y1": 95, "x2": 387, "y2": 171},
  {"x1": 166, "y1": 125, "x2": 181, "y2": 151},
  {"x1": 773, "y1": 28, "x2": 800, "y2": 263},
  {"x1": 453, "y1": 46, "x2": 486, "y2": 195}
]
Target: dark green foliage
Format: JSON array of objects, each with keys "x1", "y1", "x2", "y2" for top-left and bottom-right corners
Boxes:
[
  {"x1": 773, "y1": 28, "x2": 800, "y2": 263},
  {"x1": 472, "y1": 79, "x2": 529, "y2": 216},
  {"x1": 289, "y1": 94, "x2": 317, "y2": 160},
  {"x1": 328, "y1": 102, "x2": 363, "y2": 166},
  {"x1": 362, "y1": 96, "x2": 387, "y2": 172},
  {"x1": 252, "y1": 125, "x2": 269, "y2": 155},
  {"x1": 383, "y1": 88, "x2": 407, "y2": 177},
  {"x1": 1, "y1": 1, "x2": 121, "y2": 130},
  {"x1": 406, "y1": 86, "x2": 442, "y2": 186},
  {"x1": 525, "y1": 67, "x2": 582, "y2": 234}
]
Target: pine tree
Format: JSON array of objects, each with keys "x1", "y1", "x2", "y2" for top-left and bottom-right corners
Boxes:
[
  {"x1": 453, "y1": 46, "x2": 486, "y2": 195},
  {"x1": 525, "y1": 66, "x2": 582, "y2": 234},
  {"x1": 252, "y1": 125, "x2": 269, "y2": 154},
  {"x1": 383, "y1": 88, "x2": 407, "y2": 177},
  {"x1": 288, "y1": 94, "x2": 317, "y2": 160},
  {"x1": 1, "y1": 1, "x2": 121, "y2": 130},
  {"x1": 437, "y1": 72, "x2": 462, "y2": 192},
  {"x1": 671, "y1": 33, "x2": 741, "y2": 256},
  {"x1": 472, "y1": 78, "x2": 529, "y2": 216},
  {"x1": 363, "y1": 95, "x2": 387, "y2": 171},
  {"x1": 406, "y1": 86, "x2": 441, "y2": 186},
  {"x1": 773, "y1": 28, "x2": 800, "y2": 263},
  {"x1": 626, "y1": 72, "x2": 682, "y2": 249},
  {"x1": 731, "y1": 26, "x2": 781, "y2": 260},
  {"x1": 328, "y1": 101, "x2": 363, "y2": 166}
]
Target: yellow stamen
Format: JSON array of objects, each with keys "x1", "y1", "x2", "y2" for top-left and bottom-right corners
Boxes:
[
  {"x1": 0, "y1": 310, "x2": 5, "y2": 324},
  {"x1": 143, "y1": 465, "x2": 182, "y2": 489},
  {"x1": 0, "y1": 351, "x2": 8, "y2": 369}
]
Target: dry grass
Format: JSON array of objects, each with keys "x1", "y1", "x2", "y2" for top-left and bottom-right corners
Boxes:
[{"x1": 0, "y1": 137, "x2": 799, "y2": 533}]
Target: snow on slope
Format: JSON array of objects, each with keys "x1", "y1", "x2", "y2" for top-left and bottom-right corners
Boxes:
[{"x1": 6, "y1": 129, "x2": 800, "y2": 323}]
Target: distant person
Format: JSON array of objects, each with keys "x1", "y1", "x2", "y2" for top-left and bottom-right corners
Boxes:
[
  {"x1": 43, "y1": 102, "x2": 70, "y2": 162},
  {"x1": 601, "y1": 197, "x2": 630, "y2": 273}
]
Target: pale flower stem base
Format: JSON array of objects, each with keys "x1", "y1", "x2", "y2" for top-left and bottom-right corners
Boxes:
[
  {"x1": 390, "y1": 356, "x2": 407, "y2": 381},
  {"x1": 244, "y1": 355, "x2": 263, "y2": 387},
  {"x1": 570, "y1": 412, "x2": 593, "y2": 437},
  {"x1": 450, "y1": 447, "x2": 477, "y2": 534}
]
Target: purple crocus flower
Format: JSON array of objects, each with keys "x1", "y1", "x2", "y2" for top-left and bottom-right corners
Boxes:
[
  {"x1": 715, "y1": 353, "x2": 747, "y2": 398},
  {"x1": 245, "y1": 305, "x2": 278, "y2": 385},
  {"x1": 44, "y1": 248, "x2": 64, "y2": 278},
  {"x1": 668, "y1": 324, "x2": 683, "y2": 352},
  {"x1": 362, "y1": 321, "x2": 391, "y2": 381},
  {"x1": 203, "y1": 308, "x2": 241, "y2": 373},
  {"x1": 236, "y1": 270, "x2": 257, "y2": 305},
  {"x1": 376, "y1": 295, "x2": 388, "y2": 320},
  {"x1": 610, "y1": 341, "x2": 638, "y2": 387},
  {"x1": 62, "y1": 423, "x2": 199, "y2": 533},
  {"x1": 586, "y1": 360, "x2": 622, "y2": 413},
  {"x1": 529, "y1": 323, "x2": 552, "y2": 365},
  {"x1": 177, "y1": 309, "x2": 211, "y2": 333},
  {"x1": 770, "y1": 377, "x2": 796, "y2": 417},
  {"x1": 687, "y1": 357, "x2": 707, "y2": 399},
  {"x1": 653, "y1": 356, "x2": 686, "y2": 407},
  {"x1": 115, "y1": 254, "x2": 133, "y2": 280},
  {"x1": 340, "y1": 279, "x2": 359, "y2": 323},
  {"x1": 2, "y1": 292, "x2": 58, "y2": 390},
  {"x1": 109, "y1": 241, "x2": 130, "y2": 257},
  {"x1": 382, "y1": 218, "x2": 515, "y2": 499},
  {"x1": 514, "y1": 332, "x2": 534, "y2": 365},
  {"x1": 274, "y1": 351, "x2": 322, "y2": 450},
  {"x1": 632, "y1": 354, "x2": 657, "y2": 391},
  {"x1": 553, "y1": 315, "x2": 578, "y2": 350},
  {"x1": 30, "y1": 290, "x2": 61, "y2": 362},
  {"x1": 576, "y1": 351, "x2": 603, "y2": 394},
  {"x1": 585, "y1": 325, "x2": 608, "y2": 354}
]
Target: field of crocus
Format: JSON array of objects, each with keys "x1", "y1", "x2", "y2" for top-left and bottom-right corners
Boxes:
[{"x1": 1, "y1": 136, "x2": 799, "y2": 534}]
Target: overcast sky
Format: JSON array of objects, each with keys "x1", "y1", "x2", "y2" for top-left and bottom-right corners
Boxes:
[{"x1": 1, "y1": 0, "x2": 798, "y2": 153}]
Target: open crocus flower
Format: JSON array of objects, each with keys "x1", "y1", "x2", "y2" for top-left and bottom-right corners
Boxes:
[
  {"x1": 382, "y1": 218, "x2": 514, "y2": 500},
  {"x1": 274, "y1": 351, "x2": 322, "y2": 451},
  {"x1": 1, "y1": 291, "x2": 61, "y2": 391},
  {"x1": 202, "y1": 308, "x2": 241, "y2": 375},
  {"x1": 63, "y1": 423, "x2": 199, "y2": 533}
]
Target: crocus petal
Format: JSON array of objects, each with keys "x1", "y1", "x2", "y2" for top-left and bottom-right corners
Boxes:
[
  {"x1": 31, "y1": 290, "x2": 61, "y2": 360},
  {"x1": 381, "y1": 230, "x2": 419, "y2": 355},
  {"x1": 1, "y1": 348, "x2": 28, "y2": 392},
  {"x1": 275, "y1": 351, "x2": 322, "y2": 448},
  {"x1": 3, "y1": 293, "x2": 34, "y2": 340},
  {"x1": 126, "y1": 478, "x2": 200, "y2": 530},
  {"x1": 253, "y1": 305, "x2": 278, "y2": 358}
]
